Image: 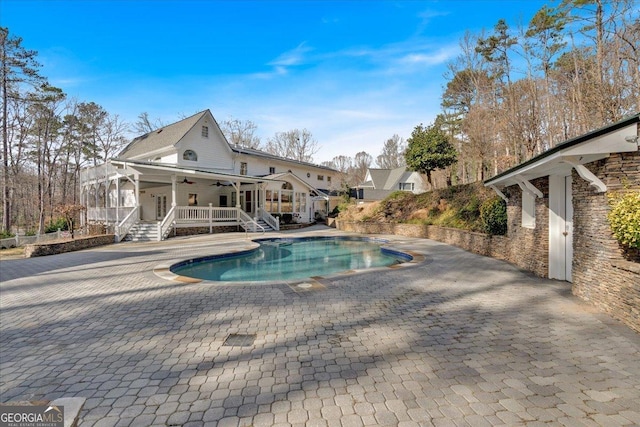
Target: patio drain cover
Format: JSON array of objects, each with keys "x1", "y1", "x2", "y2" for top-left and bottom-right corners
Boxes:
[{"x1": 223, "y1": 334, "x2": 256, "y2": 347}]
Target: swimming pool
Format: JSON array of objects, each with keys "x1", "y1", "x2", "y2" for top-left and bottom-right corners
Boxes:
[{"x1": 170, "y1": 236, "x2": 413, "y2": 282}]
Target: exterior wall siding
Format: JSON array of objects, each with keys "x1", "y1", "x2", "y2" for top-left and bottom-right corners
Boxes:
[
  {"x1": 176, "y1": 115, "x2": 234, "y2": 170},
  {"x1": 234, "y1": 154, "x2": 338, "y2": 190}
]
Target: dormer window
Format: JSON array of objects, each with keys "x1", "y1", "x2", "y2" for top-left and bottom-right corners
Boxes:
[
  {"x1": 201, "y1": 126, "x2": 209, "y2": 138},
  {"x1": 183, "y1": 150, "x2": 198, "y2": 161}
]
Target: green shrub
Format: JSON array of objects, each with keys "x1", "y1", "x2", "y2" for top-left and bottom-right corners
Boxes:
[
  {"x1": 458, "y1": 196, "x2": 481, "y2": 221},
  {"x1": 607, "y1": 191, "x2": 640, "y2": 249},
  {"x1": 45, "y1": 217, "x2": 68, "y2": 233},
  {"x1": 480, "y1": 197, "x2": 507, "y2": 235},
  {"x1": 0, "y1": 230, "x2": 14, "y2": 239}
]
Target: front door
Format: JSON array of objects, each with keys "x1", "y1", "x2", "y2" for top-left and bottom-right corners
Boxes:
[
  {"x1": 549, "y1": 175, "x2": 573, "y2": 281},
  {"x1": 156, "y1": 194, "x2": 168, "y2": 220}
]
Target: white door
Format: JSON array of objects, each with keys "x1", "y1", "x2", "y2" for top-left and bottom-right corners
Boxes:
[
  {"x1": 549, "y1": 175, "x2": 573, "y2": 281},
  {"x1": 156, "y1": 194, "x2": 167, "y2": 220}
]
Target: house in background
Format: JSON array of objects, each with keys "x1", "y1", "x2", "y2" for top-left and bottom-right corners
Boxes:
[
  {"x1": 80, "y1": 110, "x2": 339, "y2": 241},
  {"x1": 355, "y1": 167, "x2": 428, "y2": 202}
]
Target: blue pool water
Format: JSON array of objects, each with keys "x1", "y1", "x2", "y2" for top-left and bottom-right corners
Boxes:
[{"x1": 170, "y1": 237, "x2": 412, "y2": 282}]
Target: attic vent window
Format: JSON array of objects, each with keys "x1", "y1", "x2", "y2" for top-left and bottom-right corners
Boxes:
[
  {"x1": 183, "y1": 150, "x2": 198, "y2": 161},
  {"x1": 202, "y1": 126, "x2": 209, "y2": 138}
]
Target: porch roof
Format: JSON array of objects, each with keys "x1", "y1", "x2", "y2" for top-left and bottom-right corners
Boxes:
[
  {"x1": 484, "y1": 113, "x2": 639, "y2": 190},
  {"x1": 111, "y1": 159, "x2": 284, "y2": 185}
]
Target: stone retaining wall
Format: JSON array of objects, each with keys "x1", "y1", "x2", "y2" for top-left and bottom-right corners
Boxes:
[
  {"x1": 336, "y1": 221, "x2": 513, "y2": 268},
  {"x1": 25, "y1": 235, "x2": 115, "y2": 258}
]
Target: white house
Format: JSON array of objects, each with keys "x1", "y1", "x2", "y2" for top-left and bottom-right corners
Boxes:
[
  {"x1": 355, "y1": 167, "x2": 428, "y2": 202},
  {"x1": 80, "y1": 110, "x2": 340, "y2": 241}
]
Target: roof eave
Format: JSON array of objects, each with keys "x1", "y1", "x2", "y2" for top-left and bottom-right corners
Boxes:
[{"x1": 484, "y1": 113, "x2": 640, "y2": 188}]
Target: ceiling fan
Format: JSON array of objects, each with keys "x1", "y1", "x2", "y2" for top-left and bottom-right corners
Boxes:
[{"x1": 181, "y1": 177, "x2": 195, "y2": 184}]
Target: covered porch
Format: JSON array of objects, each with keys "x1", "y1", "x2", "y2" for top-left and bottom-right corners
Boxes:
[{"x1": 80, "y1": 160, "x2": 322, "y2": 241}]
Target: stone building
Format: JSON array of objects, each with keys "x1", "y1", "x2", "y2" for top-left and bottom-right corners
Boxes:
[{"x1": 485, "y1": 113, "x2": 639, "y2": 332}]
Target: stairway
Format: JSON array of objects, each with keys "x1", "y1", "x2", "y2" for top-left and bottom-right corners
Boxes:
[
  {"x1": 255, "y1": 219, "x2": 275, "y2": 232},
  {"x1": 124, "y1": 222, "x2": 160, "y2": 242}
]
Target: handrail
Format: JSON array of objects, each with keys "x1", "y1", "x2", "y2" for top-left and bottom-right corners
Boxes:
[
  {"x1": 258, "y1": 207, "x2": 279, "y2": 231},
  {"x1": 158, "y1": 205, "x2": 177, "y2": 241},
  {"x1": 238, "y1": 209, "x2": 265, "y2": 233},
  {"x1": 115, "y1": 206, "x2": 139, "y2": 242}
]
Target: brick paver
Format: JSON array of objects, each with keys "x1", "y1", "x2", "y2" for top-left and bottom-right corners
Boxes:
[{"x1": 1, "y1": 226, "x2": 639, "y2": 426}]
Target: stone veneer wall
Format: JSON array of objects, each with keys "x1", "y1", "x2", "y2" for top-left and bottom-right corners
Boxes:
[
  {"x1": 570, "y1": 152, "x2": 640, "y2": 333},
  {"x1": 501, "y1": 177, "x2": 551, "y2": 278},
  {"x1": 174, "y1": 226, "x2": 239, "y2": 237},
  {"x1": 25, "y1": 235, "x2": 115, "y2": 257},
  {"x1": 336, "y1": 221, "x2": 513, "y2": 267}
]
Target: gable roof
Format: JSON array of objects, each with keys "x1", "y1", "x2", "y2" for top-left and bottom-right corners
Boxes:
[
  {"x1": 117, "y1": 109, "x2": 339, "y2": 173},
  {"x1": 363, "y1": 167, "x2": 408, "y2": 189},
  {"x1": 118, "y1": 110, "x2": 209, "y2": 159}
]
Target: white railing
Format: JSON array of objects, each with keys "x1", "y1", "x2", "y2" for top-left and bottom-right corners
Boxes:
[
  {"x1": 158, "y1": 205, "x2": 177, "y2": 241},
  {"x1": 175, "y1": 206, "x2": 239, "y2": 222},
  {"x1": 87, "y1": 207, "x2": 135, "y2": 222},
  {"x1": 238, "y1": 210, "x2": 265, "y2": 233},
  {"x1": 115, "y1": 206, "x2": 139, "y2": 242},
  {"x1": 258, "y1": 207, "x2": 280, "y2": 231}
]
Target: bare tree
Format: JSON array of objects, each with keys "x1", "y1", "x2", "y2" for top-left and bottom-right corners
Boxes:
[
  {"x1": 220, "y1": 117, "x2": 261, "y2": 149},
  {"x1": 351, "y1": 151, "x2": 373, "y2": 187},
  {"x1": 264, "y1": 128, "x2": 319, "y2": 163},
  {"x1": 133, "y1": 112, "x2": 164, "y2": 134},
  {"x1": 376, "y1": 134, "x2": 406, "y2": 169}
]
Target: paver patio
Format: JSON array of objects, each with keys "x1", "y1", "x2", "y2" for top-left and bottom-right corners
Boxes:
[{"x1": 1, "y1": 226, "x2": 639, "y2": 427}]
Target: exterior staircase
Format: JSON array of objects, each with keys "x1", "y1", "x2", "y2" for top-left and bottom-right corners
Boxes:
[
  {"x1": 124, "y1": 221, "x2": 161, "y2": 242},
  {"x1": 253, "y1": 218, "x2": 275, "y2": 232},
  {"x1": 123, "y1": 215, "x2": 273, "y2": 242}
]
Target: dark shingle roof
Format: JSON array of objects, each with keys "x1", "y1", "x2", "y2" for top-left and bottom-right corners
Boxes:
[
  {"x1": 119, "y1": 111, "x2": 208, "y2": 159},
  {"x1": 231, "y1": 145, "x2": 338, "y2": 172}
]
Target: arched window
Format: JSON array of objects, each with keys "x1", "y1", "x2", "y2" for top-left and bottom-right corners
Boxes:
[
  {"x1": 282, "y1": 182, "x2": 293, "y2": 190},
  {"x1": 183, "y1": 150, "x2": 198, "y2": 161}
]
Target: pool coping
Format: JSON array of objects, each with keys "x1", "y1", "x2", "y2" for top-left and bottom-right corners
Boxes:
[{"x1": 153, "y1": 235, "x2": 425, "y2": 286}]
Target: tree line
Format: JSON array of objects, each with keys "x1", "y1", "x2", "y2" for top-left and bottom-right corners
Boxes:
[{"x1": 440, "y1": 0, "x2": 638, "y2": 183}]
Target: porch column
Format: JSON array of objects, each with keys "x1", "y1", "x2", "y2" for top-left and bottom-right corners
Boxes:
[
  {"x1": 134, "y1": 174, "x2": 140, "y2": 220},
  {"x1": 254, "y1": 184, "x2": 258, "y2": 215},
  {"x1": 235, "y1": 181, "x2": 241, "y2": 208},
  {"x1": 115, "y1": 177, "x2": 120, "y2": 223},
  {"x1": 171, "y1": 176, "x2": 177, "y2": 207}
]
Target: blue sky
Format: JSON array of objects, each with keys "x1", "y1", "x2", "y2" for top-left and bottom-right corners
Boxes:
[{"x1": 2, "y1": 0, "x2": 548, "y2": 164}]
